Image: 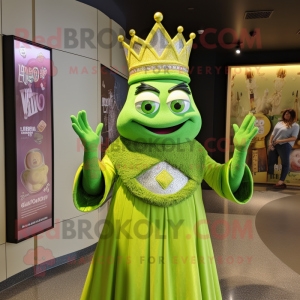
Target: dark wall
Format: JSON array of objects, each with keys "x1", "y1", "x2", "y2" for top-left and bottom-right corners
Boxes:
[{"x1": 189, "y1": 48, "x2": 217, "y2": 157}]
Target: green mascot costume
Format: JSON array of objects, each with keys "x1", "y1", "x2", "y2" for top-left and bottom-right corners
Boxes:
[{"x1": 70, "y1": 12, "x2": 258, "y2": 300}]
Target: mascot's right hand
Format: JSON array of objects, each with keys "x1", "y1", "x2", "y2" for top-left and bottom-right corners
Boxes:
[{"x1": 70, "y1": 110, "x2": 103, "y2": 152}]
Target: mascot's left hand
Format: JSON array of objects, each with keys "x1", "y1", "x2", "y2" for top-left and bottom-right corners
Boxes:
[
  {"x1": 229, "y1": 114, "x2": 258, "y2": 193},
  {"x1": 232, "y1": 114, "x2": 259, "y2": 152}
]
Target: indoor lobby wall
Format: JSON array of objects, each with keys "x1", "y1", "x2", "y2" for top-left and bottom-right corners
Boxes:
[
  {"x1": 213, "y1": 48, "x2": 300, "y2": 164},
  {"x1": 189, "y1": 46, "x2": 300, "y2": 166},
  {"x1": 0, "y1": 0, "x2": 128, "y2": 283}
]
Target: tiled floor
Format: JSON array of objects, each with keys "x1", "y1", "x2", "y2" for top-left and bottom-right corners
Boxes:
[
  {"x1": 204, "y1": 184, "x2": 300, "y2": 300},
  {"x1": 0, "y1": 184, "x2": 299, "y2": 299}
]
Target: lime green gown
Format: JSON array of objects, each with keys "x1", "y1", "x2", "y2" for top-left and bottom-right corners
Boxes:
[{"x1": 73, "y1": 137, "x2": 253, "y2": 300}]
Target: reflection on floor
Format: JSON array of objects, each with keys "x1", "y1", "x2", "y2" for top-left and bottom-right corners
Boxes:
[
  {"x1": 204, "y1": 184, "x2": 300, "y2": 300},
  {"x1": 0, "y1": 184, "x2": 299, "y2": 300}
]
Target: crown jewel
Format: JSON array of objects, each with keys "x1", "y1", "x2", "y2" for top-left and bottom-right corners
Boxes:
[{"x1": 118, "y1": 12, "x2": 196, "y2": 85}]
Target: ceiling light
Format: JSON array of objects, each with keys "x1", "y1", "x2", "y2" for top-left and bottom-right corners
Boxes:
[{"x1": 236, "y1": 42, "x2": 241, "y2": 54}]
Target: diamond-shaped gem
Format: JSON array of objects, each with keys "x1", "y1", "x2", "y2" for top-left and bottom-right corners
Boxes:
[
  {"x1": 123, "y1": 46, "x2": 128, "y2": 57},
  {"x1": 174, "y1": 39, "x2": 184, "y2": 54},
  {"x1": 186, "y1": 44, "x2": 192, "y2": 55},
  {"x1": 133, "y1": 42, "x2": 142, "y2": 55},
  {"x1": 149, "y1": 28, "x2": 169, "y2": 56},
  {"x1": 155, "y1": 170, "x2": 174, "y2": 190}
]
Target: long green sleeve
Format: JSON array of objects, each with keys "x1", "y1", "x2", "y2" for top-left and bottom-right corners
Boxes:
[
  {"x1": 82, "y1": 148, "x2": 104, "y2": 196},
  {"x1": 229, "y1": 149, "x2": 247, "y2": 193},
  {"x1": 73, "y1": 155, "x2": 116, "y2": 212},
  {"x1": 203, "y1": 154, "x2": 253, "y2": 204}
]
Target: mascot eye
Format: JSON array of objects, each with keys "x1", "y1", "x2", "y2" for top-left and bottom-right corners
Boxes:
[
  {"x1": 135, "y1": 101, "x2": 160, "y2": 114},
  {"x1": 259, "y1": 120, "x2": 265, "y2": 126},
  {"x1": 166, "y1": 90, "x2": 191, "y2": 114},
  {"x1": 168, "y1": 100, "x2": 190, "y2": 114},
  {"x1": 255, "y1": 120, "x2": 259, "y2": 126},
  {"x1": 134, "y1": 91, "x2": 160, "y2": 115}
]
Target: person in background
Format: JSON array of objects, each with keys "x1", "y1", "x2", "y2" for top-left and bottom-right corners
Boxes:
[{"x1": 268, "y1": 108, "x2": 300, "y2": 188}]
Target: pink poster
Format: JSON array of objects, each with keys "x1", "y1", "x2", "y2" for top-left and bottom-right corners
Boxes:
[{"x1": 13, "y1": 39, "x2": 53, "y2": 241}]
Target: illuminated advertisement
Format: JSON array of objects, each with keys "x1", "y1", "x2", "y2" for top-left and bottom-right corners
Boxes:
[
  {"x1": 3, "y1": 36, "x2": 54, "y2": 243},
  {"x1": 226, "y1": 65, "x2": 300, "y2": 186}
]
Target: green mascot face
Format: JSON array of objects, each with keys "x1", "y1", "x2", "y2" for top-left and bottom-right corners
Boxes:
[{"x1": 117, "y1": 79, "x2": 202, "y2": 144}]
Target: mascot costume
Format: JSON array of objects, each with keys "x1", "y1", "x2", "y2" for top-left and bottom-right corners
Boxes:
[{"x1": 70, "y1": 12, "x2": 258, "y2": 300}]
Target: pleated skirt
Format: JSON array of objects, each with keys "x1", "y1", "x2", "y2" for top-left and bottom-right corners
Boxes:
[{"x1": 80, "y1": 177, "x2": 222, "y2": 300}]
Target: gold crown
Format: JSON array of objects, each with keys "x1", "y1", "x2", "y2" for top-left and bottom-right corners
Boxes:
[{"x1": 118, "y1": 12, "x2": 196, "y2": 84}]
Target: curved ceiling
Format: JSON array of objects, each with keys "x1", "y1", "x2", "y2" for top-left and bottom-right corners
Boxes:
[{"x1": 78, "y1": 0, "x2": 300, "y2": 52}]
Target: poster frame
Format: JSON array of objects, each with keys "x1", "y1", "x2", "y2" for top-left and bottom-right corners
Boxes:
[{"x1": 3, "y1": 35, "x2": 54, "y2": 243}]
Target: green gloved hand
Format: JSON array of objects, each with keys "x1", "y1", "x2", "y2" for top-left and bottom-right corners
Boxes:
[
  {"x1": 229, "y1": 114, "x2": 259, "y2": 193},
  {"x1": 71, "y1": 110, "x2": 104, "y2": 196}
]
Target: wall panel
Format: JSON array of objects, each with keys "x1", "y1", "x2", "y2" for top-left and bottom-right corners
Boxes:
[
  {"x1": 37, "y1": 210, "x2": 99, "y2": 262},
  {"x1": 52, "y1": 49, "x2": 98, "y2": 222},
  {"x1": 6, "y1": 238, "x2": 34, "y2": 278},
  {"x1": 0, "y1": 244, "x2": 6, "y2": 282},
  {"x1": 36, "y1": 0, "x2": 97, "y2": 59},
  {"x1": 111, "y1": 20, "x2": 128, "y2": 78},
  {"x1": 2, "y1": 0, "x2": 32, "y2": 39},
  {"x1": 97, "y1": 10, "x2": 110, "y2": 67}
]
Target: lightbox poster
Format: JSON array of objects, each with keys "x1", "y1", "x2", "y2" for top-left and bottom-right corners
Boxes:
[{"x1": 4, "y1": 36, "x2": 54, "y2": 242}]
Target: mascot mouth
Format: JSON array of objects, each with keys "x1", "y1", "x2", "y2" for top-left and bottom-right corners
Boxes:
[{"x1": 136, "y1": 121, "x2": 187, "y2": 135}]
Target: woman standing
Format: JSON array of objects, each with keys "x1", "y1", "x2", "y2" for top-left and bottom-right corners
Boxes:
[{"x1": 268, "y1": 108, "x2": 300, "y2": 188}]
